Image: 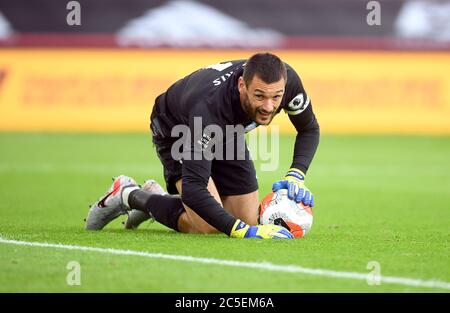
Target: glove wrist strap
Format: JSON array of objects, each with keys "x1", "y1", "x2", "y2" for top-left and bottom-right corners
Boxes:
[
  {"x1": 285, "y1": 168, "x2": 305, "y2": 181},
  {"x1": 230, "y1": 219, "x2": 249, "y2": 238}
]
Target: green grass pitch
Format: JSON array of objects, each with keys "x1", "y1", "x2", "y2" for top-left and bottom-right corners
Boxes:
[{"x1": 0, "y1": 132, "x2": 449, "y2": 292}]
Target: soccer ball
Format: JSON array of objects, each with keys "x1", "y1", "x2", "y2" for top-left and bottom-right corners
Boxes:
[{"x1": 258, "y1": 189, "x2": 314, "y2": 238}]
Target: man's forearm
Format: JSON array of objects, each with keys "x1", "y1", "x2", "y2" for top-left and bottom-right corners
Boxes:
[
  {"x1": 181, "y1": 180, "x2": 236, "y2": 235},
  {"x1": 290, "y1": 120, "x2": 320, "y2": 173}
]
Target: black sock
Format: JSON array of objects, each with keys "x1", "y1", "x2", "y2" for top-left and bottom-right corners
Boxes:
[{"x1": 128, "y1": 189, "x2": 185, "y2": 232}]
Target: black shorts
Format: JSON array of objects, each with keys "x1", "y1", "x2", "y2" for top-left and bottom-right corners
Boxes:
[{"x1": 152, "y1": 134, "x2": 259, "y2": 196}]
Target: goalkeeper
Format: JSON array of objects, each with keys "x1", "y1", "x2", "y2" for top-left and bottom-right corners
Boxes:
[{"x1": 85, "y1": 53, "x2": 319, "y2": 239}]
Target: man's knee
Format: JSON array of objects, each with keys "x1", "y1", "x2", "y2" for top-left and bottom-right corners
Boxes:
[
  {"x1": 175, "y1": 178, "x2": 223, "y2": 234},
  {"x1": 195, "y1": 222, "x2": 220, "y2": 234},
  {"x1": 221, "y1": 191, "x2": 259, "y2": 225},
  {"x1": 178, "y1": 210, "x2": 220, "y2": 234}
]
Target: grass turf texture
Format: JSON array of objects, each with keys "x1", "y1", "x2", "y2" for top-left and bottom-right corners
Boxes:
[{"x1": 0, "y1": 132, "x2": 449, "y2": 292}]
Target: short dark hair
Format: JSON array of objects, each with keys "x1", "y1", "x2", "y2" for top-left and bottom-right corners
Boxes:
[{"x1": 243, "y1": 52, "x2": 287, "y2": 86}]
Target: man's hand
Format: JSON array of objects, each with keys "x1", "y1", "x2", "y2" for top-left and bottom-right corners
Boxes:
[
  {"x1": 272, "y1": 168, "x2": 314, "y2": 207},
  {"x1": 230, "y1": 219, "x2": 294, "y2": 239}
]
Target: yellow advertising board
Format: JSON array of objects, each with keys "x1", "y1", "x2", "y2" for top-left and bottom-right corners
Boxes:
[{"x1": 0, "y1": 49, "x2": 449, "y2": 133}]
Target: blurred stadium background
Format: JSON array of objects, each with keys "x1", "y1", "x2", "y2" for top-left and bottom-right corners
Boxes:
[
  {"x1": 0, "y1": 0, "x2": 449, "y2": 134},
  {"x1": 0, "y1": 0, "x2": 449, "y2": 293}
]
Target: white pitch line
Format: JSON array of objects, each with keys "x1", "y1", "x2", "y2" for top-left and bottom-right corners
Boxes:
[{"x1": 1, "y1": 236, "x2": 449, "y2": 290}]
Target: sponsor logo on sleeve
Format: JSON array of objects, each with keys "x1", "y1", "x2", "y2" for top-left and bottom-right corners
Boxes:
[{"x1": 285, "y1": 93, "x2": 310, "y2": 115}]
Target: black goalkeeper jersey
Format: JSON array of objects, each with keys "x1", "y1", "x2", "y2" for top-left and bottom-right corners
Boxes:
[{"x1": 150, "y1": 60, "x2": 320, "y2": 235}]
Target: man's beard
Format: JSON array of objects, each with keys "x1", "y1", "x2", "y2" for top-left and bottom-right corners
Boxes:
[
  {"x1": 242, "y1": 96, "x2": 276, "y2": 125},
  {"x1": 242, "y1": 95, "x2": 256, "y2": 121}
]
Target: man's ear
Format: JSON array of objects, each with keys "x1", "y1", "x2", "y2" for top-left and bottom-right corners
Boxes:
[{"x1": 238, "y1": 76, "x2": 246, "y2": 93}]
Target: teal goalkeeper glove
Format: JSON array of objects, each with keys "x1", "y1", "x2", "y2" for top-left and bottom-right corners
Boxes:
[
  {"x1": 272, "y1": 168, "x2": 314, "y2": 207},
  {"x1": 230, "y1": 219, "x2": 294, "y2": 239}
]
